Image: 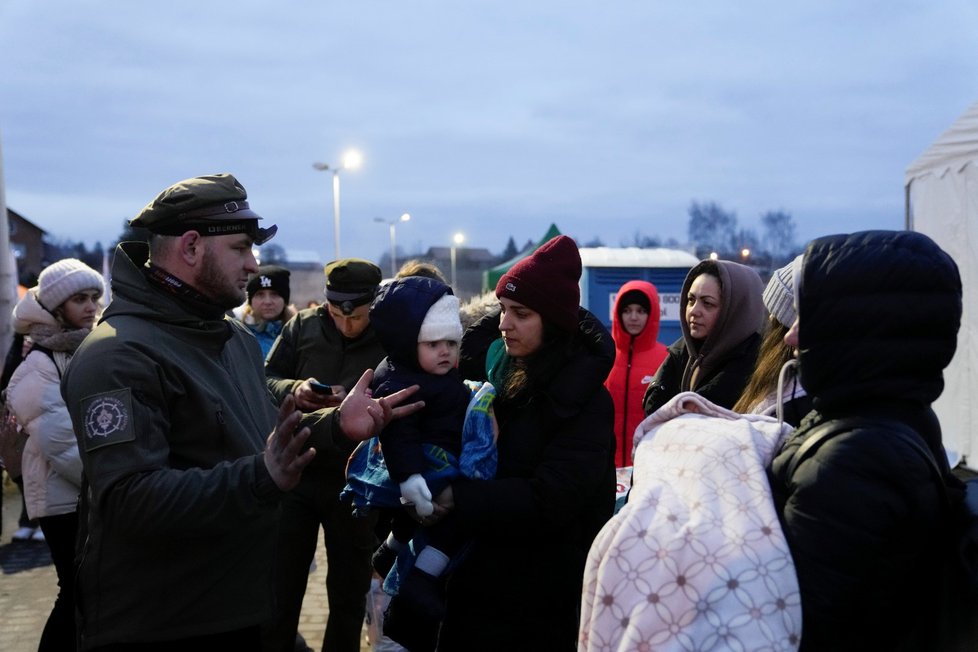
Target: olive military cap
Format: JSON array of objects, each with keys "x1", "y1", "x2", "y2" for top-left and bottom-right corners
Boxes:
[
  {"x1": 324, "y1": 258, "x2": 382, "y2": 315},
  {"x1": 130, "y1": 173, "x2": 277, "y2": 245}
]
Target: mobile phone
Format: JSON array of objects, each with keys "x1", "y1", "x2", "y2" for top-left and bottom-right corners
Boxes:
[{"x1": 309, "y1": 381, "x2": 334, "y2": 394}]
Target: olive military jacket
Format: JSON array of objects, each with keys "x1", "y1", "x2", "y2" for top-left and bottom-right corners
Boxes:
[{"x1": 63, "y1": 243, "x2": 283, "y2": 649}]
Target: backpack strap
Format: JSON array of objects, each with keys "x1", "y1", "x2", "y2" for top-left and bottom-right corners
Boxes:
[
  {"x1": 29, "y1": 344, "x2": 67, "y2": 379},
  {"x1": 784, "y1": 416, "x2": 939, "y2": 484},
  {"x1": 784, "y1": 419, "x2": 851, "y2": 479}
]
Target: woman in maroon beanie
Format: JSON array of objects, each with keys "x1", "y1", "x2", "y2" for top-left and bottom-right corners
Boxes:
[{"x1": 418, "y1": 235, "x2": 617, "y2": 651}]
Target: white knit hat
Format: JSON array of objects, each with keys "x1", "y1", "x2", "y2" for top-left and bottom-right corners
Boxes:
[
  {"x1": 37, "y1": 258, "x2": 105, "y2": 312},
  {"x1": 762, "y1": 254, "x2": 803, "y2": 328},
  {"x1": 418, "y1": 294, "x2": 463, "y2": 343}
]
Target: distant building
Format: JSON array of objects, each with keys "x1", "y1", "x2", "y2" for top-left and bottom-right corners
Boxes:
[{"x1": 7, "y1": 209, "x2": 46, "y2": 285}]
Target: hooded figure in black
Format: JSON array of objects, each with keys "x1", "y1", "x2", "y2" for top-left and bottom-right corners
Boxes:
[
  {"x1": 768, "y1": 230, "x2": 963, "y2": 651},
  {"x1": 370, "y1": 276, "x2": 471, "y2": 489}
]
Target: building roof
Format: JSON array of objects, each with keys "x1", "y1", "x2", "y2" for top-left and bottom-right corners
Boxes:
[{"x1": 578, "y1": 246, "x2": 699, "y2": 268}]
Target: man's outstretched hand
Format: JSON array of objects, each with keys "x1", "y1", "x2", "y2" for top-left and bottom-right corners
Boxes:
[
  {"x1": 264, "y1": 394, "x2": 316, "y2": 491},
  {"x1": 337, "y1": 369, "x2": 424, "y2": 442}
]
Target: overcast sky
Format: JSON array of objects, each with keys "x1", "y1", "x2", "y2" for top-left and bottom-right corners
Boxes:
[{"x1": 1, "y1": 1, "x2": 977, "y2": 264}]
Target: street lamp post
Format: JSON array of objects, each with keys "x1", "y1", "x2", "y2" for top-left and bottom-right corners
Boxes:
[
  {"x1": 313, "y1": 149, "x2": 362, "y2": 260},
  {"x1": 450, "y1": 232, "x2": 464, "y2": 290},
  {"x1": 374, "y1": 213, "x2": 411, "y2": 277}
]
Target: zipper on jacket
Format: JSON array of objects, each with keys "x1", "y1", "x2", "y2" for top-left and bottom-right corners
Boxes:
[{"x1": 620, "y1": 340, "x2": 634, "y2": 467}]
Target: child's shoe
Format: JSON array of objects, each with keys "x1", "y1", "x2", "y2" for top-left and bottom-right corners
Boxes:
[
  {"x1": 371, "y1": 542, "x2": 398, "y2": 578},
  {"x1": 383, "y1": 569, "x2": 444, "y2": 651},
  {"x1": 397, "y1": 568, "x2": 446, "y2": 620}
]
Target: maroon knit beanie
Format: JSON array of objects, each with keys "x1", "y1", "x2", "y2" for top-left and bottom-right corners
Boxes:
[{"x1": 495, "y1": 235, "x2": 582, "y2": 332}]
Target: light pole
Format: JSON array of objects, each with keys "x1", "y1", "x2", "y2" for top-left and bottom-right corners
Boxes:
[
  {"x1": 313, "y1": 149, "x2": 362, "y2": 260},
  {"x1": 450, "y1": 232, "x2": 464, "y2": 290},
  {"x1": 374, "y1": 213, "x2": 411, "y2": 277}
]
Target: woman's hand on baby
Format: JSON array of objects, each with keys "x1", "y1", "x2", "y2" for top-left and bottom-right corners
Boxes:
[{"x1": 406, "y1": 485, "x2": 453, "y2": 526}]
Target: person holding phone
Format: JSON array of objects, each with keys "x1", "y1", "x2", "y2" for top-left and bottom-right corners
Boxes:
[
  {"x1": 264, "y1": 258, "x2": 389, "y2": 652},
  {"x1": 308, "y1": 381, "x2": 334, "y2": 394}
]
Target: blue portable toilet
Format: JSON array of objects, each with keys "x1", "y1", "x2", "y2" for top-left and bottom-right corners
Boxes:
[{"x1": 578, "y1": 247, "x2": 700, "y2": 347}]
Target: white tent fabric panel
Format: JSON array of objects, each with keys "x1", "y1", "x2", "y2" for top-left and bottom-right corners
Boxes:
[
  {"x1": 906, "y1": 102, "x2": 978, "y2": 183},
  {"x1": 906, "y1": 103, "x2": 978, "y2": 464}
]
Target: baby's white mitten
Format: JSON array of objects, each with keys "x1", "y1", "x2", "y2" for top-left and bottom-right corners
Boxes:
[{"x1": 399, "y1": 474, "x2": 434, "y2": 516}]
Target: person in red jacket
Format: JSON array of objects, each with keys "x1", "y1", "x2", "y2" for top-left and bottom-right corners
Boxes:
[{"x1": 604, "y1": 280, "x2": 668, "y2": 466}]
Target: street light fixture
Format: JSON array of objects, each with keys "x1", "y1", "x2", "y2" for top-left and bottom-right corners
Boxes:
[
  {"x1": 312, "y1": 149, "x2": 362, "y2": 260},
  {"x1": 450, "y1": 232, "x2": 464, "y2": 290},
  {"x1": 374, "y1": 213, "x2": 411, "y2": 277}
]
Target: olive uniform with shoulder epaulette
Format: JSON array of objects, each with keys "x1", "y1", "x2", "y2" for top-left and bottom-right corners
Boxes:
[{"x1": 63, "y1": 174, "x2": 289, "y2": 650}]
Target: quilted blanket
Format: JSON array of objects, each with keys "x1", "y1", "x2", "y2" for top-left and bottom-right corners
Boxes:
[{"x1": 579, "y1": 392, "x2": 802, "y2": 651}]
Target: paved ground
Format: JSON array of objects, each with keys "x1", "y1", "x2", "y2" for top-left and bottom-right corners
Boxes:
[{"x1": 0, "y1": 474, "x2": 374, "y2": 652}]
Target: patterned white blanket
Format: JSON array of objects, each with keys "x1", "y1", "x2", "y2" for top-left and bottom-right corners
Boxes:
[{"x1": 580, "y1": 392, "x2": 802, "y2": 651}]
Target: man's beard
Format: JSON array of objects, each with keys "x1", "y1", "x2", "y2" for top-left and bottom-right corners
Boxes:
[{"x1": 197, "y1": 252, "x2": 245, "y2": 311}]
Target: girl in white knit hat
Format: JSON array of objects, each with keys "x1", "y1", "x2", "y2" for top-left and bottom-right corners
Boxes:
[
  {"x1": 732, "y1": 254, "x2": 810, "y2": 425},
  {"x1": 7, "y1": 257, "x2": 104, "y2": 652}
]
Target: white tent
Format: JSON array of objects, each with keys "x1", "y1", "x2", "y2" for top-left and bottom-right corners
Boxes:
[{"x1": 905, "y1": 101, "x2": 978, "y2": 467}]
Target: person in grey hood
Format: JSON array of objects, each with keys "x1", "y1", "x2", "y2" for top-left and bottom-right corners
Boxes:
[{"x1": 643, "y1": 259, "x2": 765, "y2": 415}]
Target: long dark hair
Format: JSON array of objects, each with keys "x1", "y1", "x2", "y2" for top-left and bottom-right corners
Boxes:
[{"x1": 732, "y1": 317, "x2": 792, "y2": 413}]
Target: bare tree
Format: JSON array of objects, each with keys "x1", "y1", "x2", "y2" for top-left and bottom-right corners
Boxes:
[
  {"x1": 688, "y1": 201, "x2": 738, "y2": 253},
  {"x1": 761, "y1": 210, "x2": 797, "y2": 263}
]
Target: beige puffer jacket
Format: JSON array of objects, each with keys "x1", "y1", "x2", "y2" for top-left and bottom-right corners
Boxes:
[{"x1": 7, "y1": 289, "x2": 85, "y2": 519}]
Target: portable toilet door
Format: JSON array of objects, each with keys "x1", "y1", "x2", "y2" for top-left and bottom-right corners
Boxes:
[{"x1": 578, "y1": 247, "x2": 699, "y2": 347}]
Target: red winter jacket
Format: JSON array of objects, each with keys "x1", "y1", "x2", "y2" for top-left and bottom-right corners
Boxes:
[{"x1": 603, "y1": 280, "x2": 668, "y2": 466}]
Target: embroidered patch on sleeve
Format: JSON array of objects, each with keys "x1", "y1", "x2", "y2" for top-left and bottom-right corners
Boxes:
[{"x1": 80, "y1": 388, "x2": 136, "y2": 452}]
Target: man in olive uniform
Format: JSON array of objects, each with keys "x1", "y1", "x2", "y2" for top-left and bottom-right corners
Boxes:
[
  {"x1": 63, "y1": 175, "x2": 417, "y2": 651},
  {"x1": 264, "y1": 259, "x2": 388, "y2": 652}
]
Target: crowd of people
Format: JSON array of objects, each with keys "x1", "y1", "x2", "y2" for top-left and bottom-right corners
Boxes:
[{"x1": 0, "y1": 171, "x2": 970, "y2": 651}]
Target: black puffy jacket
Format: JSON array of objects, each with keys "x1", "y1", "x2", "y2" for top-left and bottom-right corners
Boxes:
[{"x1": 768, "y1": 230, "x2": 962, "y2": 651}]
